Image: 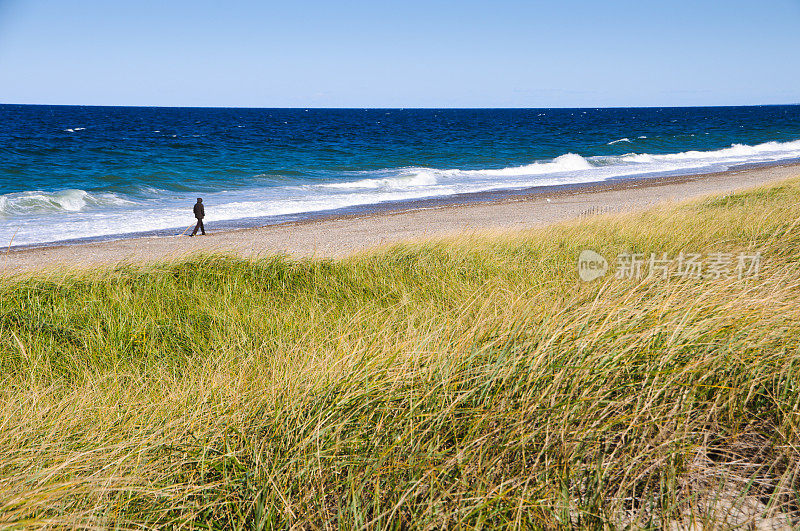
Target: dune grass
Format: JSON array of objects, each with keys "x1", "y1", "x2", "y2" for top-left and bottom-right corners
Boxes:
[{"x1": 1, "y1": 178, "x2": 800, "y2": 528}]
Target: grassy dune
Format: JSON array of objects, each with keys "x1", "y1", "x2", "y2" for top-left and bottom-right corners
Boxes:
[{"x1": 1, "y1": 178, "x2": 800, "y2": 528}]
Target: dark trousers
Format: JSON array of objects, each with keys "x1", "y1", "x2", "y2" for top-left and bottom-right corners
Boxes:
[{"x1": 191, "y1": 219, "x2": 205, "y2": 236}]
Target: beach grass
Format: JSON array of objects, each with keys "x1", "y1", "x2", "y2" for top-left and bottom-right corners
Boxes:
[{"x1": 1, "y1": 178, "x2": 800, "y2": 528}]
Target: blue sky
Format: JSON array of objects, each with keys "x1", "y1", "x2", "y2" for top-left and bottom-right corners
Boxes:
[{"x1": 0, "y1": 0, "x2": 798, "y2": 108}]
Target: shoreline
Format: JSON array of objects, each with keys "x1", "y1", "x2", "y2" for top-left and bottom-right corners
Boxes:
[
  {"x1": 9, "y1": 158, "x2": 800, "y2": 252},
  {"x1": 3, "y1": 161, "x2": 800, "y2": 274}
]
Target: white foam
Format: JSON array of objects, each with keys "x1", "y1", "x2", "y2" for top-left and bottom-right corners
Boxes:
[
  {"x1": 608, "y1": 137, "x2": 632, "y2": 145},
  {"x1": 619, "y1": 140, "x2": 800, "y2": 165},
  {"x1": 468, "y1": 154, "x2": 593, "y2": 176}
]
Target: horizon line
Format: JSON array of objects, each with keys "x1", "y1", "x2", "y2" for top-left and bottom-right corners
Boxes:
[{"x1": 1, "y1": 102, "x2": 799, "y2": 111}]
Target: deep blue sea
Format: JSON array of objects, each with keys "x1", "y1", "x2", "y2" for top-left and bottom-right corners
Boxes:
[{"x1": 1, "y1": 104, "x2": 799, "y2": 247}]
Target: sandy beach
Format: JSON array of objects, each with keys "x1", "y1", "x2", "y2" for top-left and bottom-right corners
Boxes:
[{"x1": 3, "y1": 162, "x2": 799, "y2": 275}]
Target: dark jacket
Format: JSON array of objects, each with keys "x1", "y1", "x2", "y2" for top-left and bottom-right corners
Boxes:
[{"x1": 193, "y1": 202, "x2": 205, "y2": 219}]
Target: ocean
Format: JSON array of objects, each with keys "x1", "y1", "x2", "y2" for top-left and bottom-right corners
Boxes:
[{"x1": 1, "y1": 104, "x2": 799, "y2": 248}]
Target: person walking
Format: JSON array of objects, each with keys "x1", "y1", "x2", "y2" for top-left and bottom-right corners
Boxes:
[{"x1": 190, "y1": 197, "x2": 206, "y2": 236}]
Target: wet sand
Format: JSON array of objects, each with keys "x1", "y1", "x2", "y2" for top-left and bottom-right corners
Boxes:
[{"x1": 3, "y1": 163, "x2": 799, "y2": 275}]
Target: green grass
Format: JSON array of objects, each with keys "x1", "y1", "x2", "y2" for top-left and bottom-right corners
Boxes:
[{"x1": 2, "y1": 178, "x2": 800, "y2": 529}]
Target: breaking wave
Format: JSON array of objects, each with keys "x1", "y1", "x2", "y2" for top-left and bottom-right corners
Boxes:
[
  {"x1": 309, "y1": 140, "x2": 800, "y2": 195},
  {"x1": 0, "y1": 189, "x2": 134, "y2": 217},
  {"x1": 319, "y1": 154, "x2": 593, "y2": 192}
]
